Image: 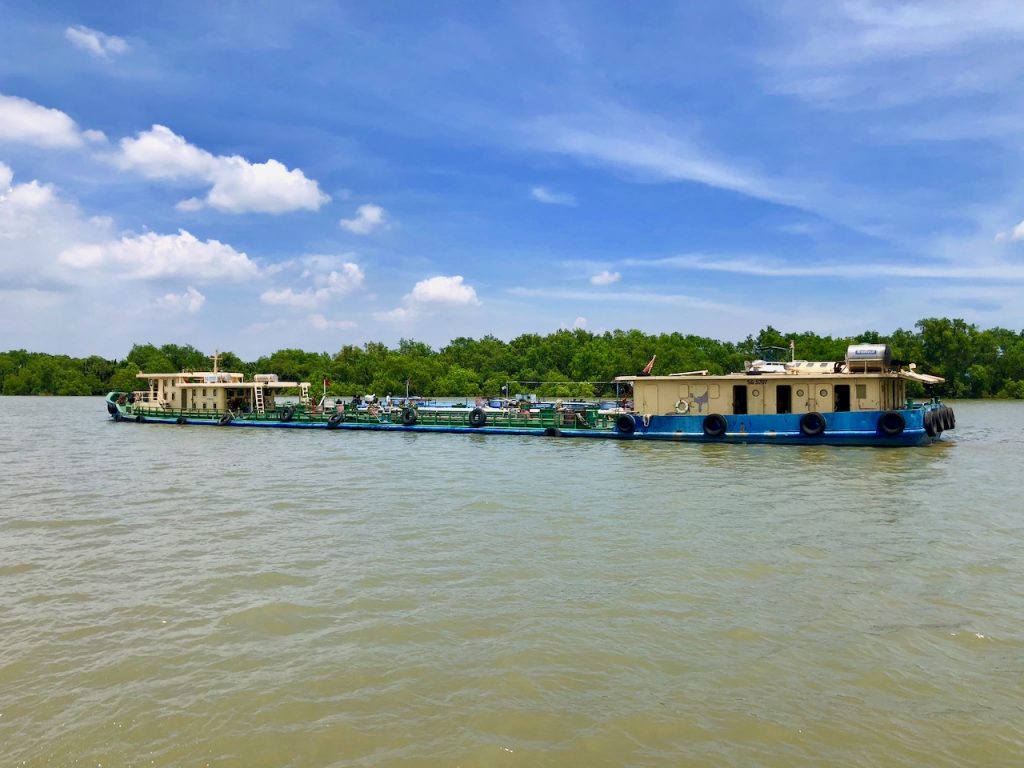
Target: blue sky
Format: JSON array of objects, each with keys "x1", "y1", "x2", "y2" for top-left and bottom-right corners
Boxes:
[{"x1": 3, "y1": 1, "x2": 1024, "y2": 359}]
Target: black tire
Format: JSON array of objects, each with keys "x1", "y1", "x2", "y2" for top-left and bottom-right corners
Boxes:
[
  {"x1": 615, "y1": 413, "x2": 636, "y2": 434},
  {"x1": 702, "y1": 414, "x2": 727, "y2": 437},
  {"x1": 923, "y1": 410, "x2": 937, "y2": 437},
  {"x1": 543, "y1": 426, "x2": 561, "y2": 437},
  {"x1": 135, "y1": 414, "x2": 144, "y2": 423},
  {"x1": 279, "y1": 406, "x2": 294, "y2": 423},
  {"x1": 878, "y1": 411, "x2": 905, "y2": 436},
  {"x1": 327, "y1": 412, "x2": 344, "y2": 427},
  {"x1": 176, "y1": 416, "x2": 187, "y2": 425},
  {"x1": 799, "y1": 412, "x2": 826, "y2": 437},
  {"x1": 469, "y1": 407, "x2": 487, "y2": 428},
  {"x1": 106, "y1": 401, "x2": 118, "y2": 416},
  {"x1": 401, "y1": 408, "x2": 418, "y2": 426},
  {"x1": 942, "y1": 407, "x2": 953, "y2": 431},
  {"x1": 219, "y1": 413, "x2": 233, "y2": 426},
  {"x1": 948, "y1": 409, "x2": 956, "y2": 429}
]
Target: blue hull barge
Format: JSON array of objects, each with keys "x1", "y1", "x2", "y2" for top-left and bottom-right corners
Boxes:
[{"x1": 105, "y1": 344, "x2": 955, "y2": 446}]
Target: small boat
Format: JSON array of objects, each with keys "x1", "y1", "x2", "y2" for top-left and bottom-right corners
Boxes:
[{"x1": 105, "y1": 344, "x2": 955, "y2": 446}]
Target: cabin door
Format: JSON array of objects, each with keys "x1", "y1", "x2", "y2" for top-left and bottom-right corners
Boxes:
[{"x1": 732, "y1": 385, "x2": 748, "y2": 415}]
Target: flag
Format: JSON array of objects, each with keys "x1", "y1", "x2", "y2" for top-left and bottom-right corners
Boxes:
[{"x1": 641, "y1": 355, "x2": 656, "y2": 375}]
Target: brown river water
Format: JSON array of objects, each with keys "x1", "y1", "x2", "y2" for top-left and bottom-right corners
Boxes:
[{"x1": 1, "y1": 397, "x2": 1022, "y2": 767}]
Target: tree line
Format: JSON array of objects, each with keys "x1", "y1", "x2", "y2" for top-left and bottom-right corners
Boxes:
[{"x1": 3, "y1": 317, "x2": 1024, "y2": 399}]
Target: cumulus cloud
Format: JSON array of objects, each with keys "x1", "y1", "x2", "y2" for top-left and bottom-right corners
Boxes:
[
  {"x1": 65, "y1": 25, "x2": 129, "y2": 59},
  {"x1": 260, "y1": 262, "x2": 365, "y2": 309},
  {"x1": 408, "y1": 275, "x2": 480, "y2": 306},
  {"x1": 155, "y1": 286, "x2": 205, "y2": 313},
  {"x1": 530, "y1": 186, "x2": 576, "y2": 206},
  {"x1": 114, "y1": 124, "x2": 329, "y2": 214},
  {"x1": 574, "y1": 316, "x2": 587, "y2": 329},
  {"x1": 340, "y1": 203, "x2": 387, "y2": 234},
  {"x1": 590, "y1": 270, "x2": 621, "y2": 285},
  {"x1": 58, "y1": 229, "x2": 260, "y2": 281},
  {"x1": 376, "y1": 275, "x2": 481, "y2": 323},
  {"x1": 0, "y1": 93, "x2": 105, "y2": 147}
]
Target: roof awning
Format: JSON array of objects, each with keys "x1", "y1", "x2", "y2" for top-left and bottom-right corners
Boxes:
[{"x1": 898, "y1": 370, "x2": 945, "y2": 385}]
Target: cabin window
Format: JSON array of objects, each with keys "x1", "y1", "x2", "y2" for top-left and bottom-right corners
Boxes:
[
  {"x1": 856, "y1": 384, "x2": 867, "y2": 399},
  {"x1": 796, "y1": 388, "x2": 804, "y2": 398},
  {"x1": 776, "y1": 385, "x2": 792, "y2": 414},
  {"x1": 835, "y1": 384, "x2": 851, "y2": 412},
  {"x1": 732, "y1": 385, "x2": 748, "y2": 415},
  {"x1": 819, "y1": 388, "x2": 829, "y2": 398}
]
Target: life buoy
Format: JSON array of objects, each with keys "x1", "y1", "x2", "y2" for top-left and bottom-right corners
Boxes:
[
  {"x1": 279, "y1": 406, "x2": 294, "y2": 423},
  {"x1": 543, "y1": 426, "x2": 561, "y2": 437},
  {"x1": 469, "y1": 407, "x2": 487, "y2": 428},
  {"x1": 923, "y1": 410, "x2": 937, "y2": 437},
  {"x1": 615, "y1": 413, "x2": 636, "y2": 434},
  {"x1": 702, "y1": 414, "x2": 727, "y2": 437},
  {"x1": 878, "y1": 411, "x2": 905, "y2": 436},
  {"x1": 401, "y1": 407, "x2": 418, "y2": 426},
  {"x1": 327, "y1": 412, "x2": 344, "y2": 427},
  {"x1": 219, "y1": 413, "x2": 233, "y2": 426},
  {"x1": 799, "y1": 412, "x2": 826, "y2": 437},
  {"x1": 674, "y1": 399, "x2": 689, "y2": 414}
]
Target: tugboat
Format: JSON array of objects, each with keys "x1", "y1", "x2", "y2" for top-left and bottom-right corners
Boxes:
[{"x1": 105, "y1": 345, "x2": 954, "y2": 446}]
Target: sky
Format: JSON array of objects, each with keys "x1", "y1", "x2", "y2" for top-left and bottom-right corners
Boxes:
[{"x1": 3, "y1": 1, "x2": 1024, "y2": 359}]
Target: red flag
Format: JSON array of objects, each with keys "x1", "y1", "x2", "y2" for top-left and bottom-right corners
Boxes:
[{"x1": 641, "y1": 355, "x2": 656, "y2": 375}]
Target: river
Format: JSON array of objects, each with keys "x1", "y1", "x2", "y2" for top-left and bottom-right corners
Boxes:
[{"x1": 1, "y1": 397, "x2": 1022, "y2": 766}]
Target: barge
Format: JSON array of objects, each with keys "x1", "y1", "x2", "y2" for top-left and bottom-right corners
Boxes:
[{"x1": 105, "y1": 345, "x2": 955, "y2": 446}]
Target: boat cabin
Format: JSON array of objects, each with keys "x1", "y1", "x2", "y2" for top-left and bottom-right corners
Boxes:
[
  {"x1": 617, "y1": 345, "x2": 942, "y2": 417},
  {"x1": 132, "y1": 353, "x2": 310, "y2": 415}
]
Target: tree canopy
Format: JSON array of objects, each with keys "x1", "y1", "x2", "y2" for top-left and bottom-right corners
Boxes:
[{"x1": 3, "y1": 318, "x2": 1024, "y2": 398}]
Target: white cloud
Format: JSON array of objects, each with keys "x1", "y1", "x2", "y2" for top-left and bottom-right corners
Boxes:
[
  {"x1": 590, "y1": 270, "x2": 621, "y2": 285},
  {"x1": 260, "y1": 287, "x2": 319, "y2": 309},
  {"x1": 573, "y1": 316, "x2": 587, "y2": 329},
  {"x1": 316, "y1": 263, "x2": 365, "y2": 293},
  {"x1": 58, "y1": 229, "x2": 260, "y2": 281},
  {"x1": 155, "y1": 286, "x2": 205, "y2": 313},
  {"x1": 526, "y1": 111, "x2": 798, "y2": 208},
  {"x1": 408, "y1": 275, "x2": 480, "y2": 306},
  {"x1": 530, "y1": 186, "x2": 576, "y2": 206},
  {"x1": 260, "y1": 262, "x2": 365, "y2": 309},
  {"x1": 308, "y1": 314, "x2": 357, "y2": 331},
  {"x1": 340, "y1": 204, "x2": 387, "y2": 234},
  {"x1": 0, "y1": 93, "x2": 104, "y2": 148},
  {"x1": 65, "y1": 25, "x2": 129, "y2": 59},
  {"x1": 373, "y1": 306, "x2": 418, "y2": 323},
  {"x1": 377, "y1": 274, "x2": 480, "y2": 323},
  {"x1": 114, "y1": 125, "x2": 329, "y2": 214}
]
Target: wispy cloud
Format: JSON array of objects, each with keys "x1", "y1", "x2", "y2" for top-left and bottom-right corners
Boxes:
[
  {"x1": 626, "y1": 252, "x2": 1024, "y2": 281},
  {"x1": 524, "y1": 110, "x2": 800, "y2": 208},
  {"x1": 65, "y1": 25, "x2": 129, "y2": 59},
  {"x1": 530, "y1": 186, "x2": 576, "y2": 206}
]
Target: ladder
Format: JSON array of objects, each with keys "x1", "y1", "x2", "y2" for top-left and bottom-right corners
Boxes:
[{"x1": 254, "y1": 385, "x2": 265, "y2": 415}]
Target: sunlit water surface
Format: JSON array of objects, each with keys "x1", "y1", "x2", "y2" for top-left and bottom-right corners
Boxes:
[{"x1": 1, "y1": 398, "x2": 1022, "y2": 767}]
